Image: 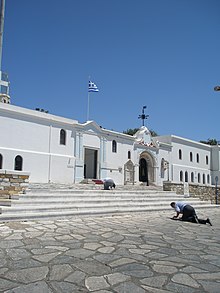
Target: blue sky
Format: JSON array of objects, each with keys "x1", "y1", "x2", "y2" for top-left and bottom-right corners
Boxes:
[{"x1": 2, "y1": 0, "x2": 220, "y2": 141}]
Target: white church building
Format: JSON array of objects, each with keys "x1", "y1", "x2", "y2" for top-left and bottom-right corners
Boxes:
[{"x1": 0, "y1": 102, "x2": 219, "y2": 187}]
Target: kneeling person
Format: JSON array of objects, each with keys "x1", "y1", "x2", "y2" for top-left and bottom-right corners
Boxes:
[
  {"x1": 170, "y1": 201, "x2": 212, "y2": 226},
  {"x1": 103, "y1": 178, "x2": 116, "y2": 190}
]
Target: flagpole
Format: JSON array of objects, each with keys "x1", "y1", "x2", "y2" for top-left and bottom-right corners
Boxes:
[
  {"x1": 87, "y1": 78, "x2": 98, "y2": 121},
  {"x1": 87, "y1": 90, "x2": 90, "y2": 121}
]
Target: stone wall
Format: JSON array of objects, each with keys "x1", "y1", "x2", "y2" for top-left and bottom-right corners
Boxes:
[
  {"x1": 163, "y1": 181, "x2": 219, "y2": 204},
  {"x1": 0, "y1": 170, "x2": 30, "y2": 198}
]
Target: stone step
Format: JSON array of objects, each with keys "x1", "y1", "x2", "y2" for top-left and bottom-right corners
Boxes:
[
  {"x1": 26, "y1": 189, "x2": 170, "y2": 195},
  {"x1": 0, "y1": 204, "x2": 218, "y2": 222},
  {"x1": 0, "y1": 186, "x2": 217, "y2": 222},
  {"x1": 2, "y1": 199, "x2": 212, "y2": 212},
  {"x1": 9, "y1": 196, "x2": 212, "y2": 206}
]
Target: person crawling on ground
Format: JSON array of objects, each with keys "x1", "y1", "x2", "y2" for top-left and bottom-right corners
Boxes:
[{"x1": 170, "y1": 201, "x2": 212, "y2": 226}]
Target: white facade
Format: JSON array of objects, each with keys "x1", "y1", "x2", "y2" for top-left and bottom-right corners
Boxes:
[{"x1": 0, "y1": 102, "x2": 219, "y2": 186}]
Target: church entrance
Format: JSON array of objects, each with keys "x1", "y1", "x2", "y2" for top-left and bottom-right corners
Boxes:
[
  {"x1": 139, "y1": 158, "x2": 149, "y2": 185},
  {"x1": 139, "y1": 152, "x2": 155, "y2": 185},
  {"x1": 84, "y1": 148, "x2": 98, "y2": 179}
]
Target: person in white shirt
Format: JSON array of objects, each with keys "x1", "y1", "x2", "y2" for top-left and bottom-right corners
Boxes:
[{"x1": 170, "y1": 201, "x2": 212, "y2": 226}]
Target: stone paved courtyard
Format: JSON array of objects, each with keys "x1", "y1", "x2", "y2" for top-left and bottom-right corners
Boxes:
[{"x1": 0, "y1": 208, "x2": 219, "y2": 293}]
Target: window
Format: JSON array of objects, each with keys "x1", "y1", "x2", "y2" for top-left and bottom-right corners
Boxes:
[
  {"x1": 198, "y1": 173, "x2": 201, "y2": 183},
  {"x1": 203, "y1": 174, "x2": 205, "y2": 184},
  {"x1": 0, "y1": 85, "x2": 9, "y2": 95},
  {"x1": 196, "y1": 153, "x2": 199, "y2": 163},
  {"x1": 190, "y1": 152, "x2": 193, "y2": 162},
  {"x1": 128, "y1": 151, "x2": 131, "y2": 159},
  {"x1": 60, "y1": 129, "x2": 66, "y2": 145},
  {"x1": 191, "y1": 172, "x2": 194, "y2": 182},
  {"x1": 207, "y1": 174, "x2": 210, "y2": 184},
  {"x1": 0, "y1": 154, "x2": 2, "y2": 169},
  {"x1": 180, "y1": 171, "x2": 183, "y2": 182},
  {"x1": 112, "y1": 140, "x2": 117, "y2": 153},
  {"x1": 14, "y1": 155, "x2": 23, "y2": 171},
  {"x1": 179, "y1": 149, "x2": 182, "y2": 160},
  {"x1": 185, "y1": 171, "x2": 188, "y2": 182},
  {"x1": 206, "y1": 155, "x2": 209, "y2": 165}
]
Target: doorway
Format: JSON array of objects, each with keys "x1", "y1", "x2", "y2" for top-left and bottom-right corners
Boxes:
[
  {"x1": 139, "y1": 158, "x2": 149, "y2": 185},
  {"x1": 84, "y1": 148, "x2": 98, "y2": 179}
]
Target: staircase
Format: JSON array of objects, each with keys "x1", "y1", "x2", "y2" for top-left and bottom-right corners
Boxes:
[{"x1": 0, "y1": 184, "x2": 218, "y2": 222}]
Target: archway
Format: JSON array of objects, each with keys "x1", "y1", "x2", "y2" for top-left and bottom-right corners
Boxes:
[
  {"x1": 139, "y1": 158, "x2": 148, "y2": 185},
  {"x1": 139, "y1": 152, "x2": 155, "y2": 185}
]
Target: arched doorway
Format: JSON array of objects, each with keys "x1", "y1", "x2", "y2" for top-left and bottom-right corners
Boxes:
[
  {"x1": 139, "y1": 152, "x2": 155, "y2": 185},
  {"x1": 139, "y1": 158, "x2": 149, "y2": 185}
]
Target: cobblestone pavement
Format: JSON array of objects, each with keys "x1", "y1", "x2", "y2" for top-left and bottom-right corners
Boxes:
[{"x1": 0, "y1": 208, "x2": 219, "y2": 293}]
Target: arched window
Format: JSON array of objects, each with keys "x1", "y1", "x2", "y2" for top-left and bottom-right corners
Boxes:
[
  {"x1": 0, "y1": 154, "x2": 2, "y2": 169},
  {"x1": 191, "y1": 172, "x2": 194, "y2": 182},
  {"x1": 207, "y1": 174, "x2": 210, "y2": 184},
  {"x1": 198, "y1": 173, "x2": 201, "y2": 183},
  {"x1": 180, "y1": 171, "x2": 183, "y2": 182},
  {"x1": 196, "y1": 153, "x2": 199, "y2": 163},
  {"x1": 185, "y1": 171, "x2": 188, "y2": 182},
  {"x1": 112, "y1": 140, "x2": 117, "y2": 153},
  {"x1": 179, "y1": 149, "x2": 182, "y2": 160},
  {"x1": 60, "y1": 129, "x2": 66, "y2": 145},
  {"x1": 128, "y1": 151, "x2": 131, "y2": 159},
  {"x1": 14, "y1": 155, "x2": 23, "y2": 171},
  {"x1": 206, "y1": 155, "x2": 209, "y2": 165},
  {"x1": 190, "y1": 152, "x2": 193, "y2": 162},
  {"x1": 203, "y1": 174, "x2": 206, "y2": 184}
]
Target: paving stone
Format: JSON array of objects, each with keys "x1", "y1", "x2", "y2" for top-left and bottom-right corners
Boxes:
[
  {"x1": 4, "y1": 281, "x2": 53, "y2": 293},
  {"x1": 73, "y1": 259, "x2": 112, "y2": 275},
  {"x1": 105, "y1": 272, "x2": 130, "y2": 285},
  {"x1": 0, "y1": 278, "x2": 19, "y2": 292},
  {"x1": 171, "y1": 273, "x2": 200, "y2": 288},
  {"x1": 98, "y1": 246, "x2": 115, "y2": 253},
  {"x1": 191, "y1": 271, "x2": 220, "y2": 280},
  {"x1": 65, "y1": 248, "x2": 95, "y2": 258},
  {"x1": 64, "y1": 270, "x2": 86, "y2": 284},
  {"x1": 85, "y1": 276, "x2": 110, "y2": 291},
  {"x1": 114, "y1": 281, "x2": 146, "y2": 293},
  {"x1": 109, "y1": 257, "x2": 137, "y2": 268},
  {"x1": 50, "y1": 281, "x2": 83, "y2": 293},
  {"x1": 141, "y1": 276, "x2": 168, "y2": 288},
  {"x1": 152, "y1": 264, "x2": 178, "y2": 274},
  {"x1": 32, "y1": 251, "x2": 62, "y2": 262},
  {"x1": 141, "y1": 285, "x2": 173, "y2": 293},
  {"x1": 165, "y1": 282, "x2": 200, "y2": 293},
  {"x1": 6, "y1": 248, "x2": 31, "y2": 260},
  {"x1": 83, "y1": 242, "x2": 103, "y2": 250},
  {"x1": 128, "y1": 248, "x2": 150, "y2": 255},
  {"x1": 0, "y1": 240, "x2": 24, "y2": 249},
  {"x1": 197, "y1": 280, "x2": 220, "y2": 293},
  {"x1": 49, "y1": 264, "x2": 73, "y2": 281},
  {"x1": 114, "y1": 263, "x2": 154, "y2": 278},
  {"x1": 4, "y1": 266, "x2": 49, "y2": 284}
]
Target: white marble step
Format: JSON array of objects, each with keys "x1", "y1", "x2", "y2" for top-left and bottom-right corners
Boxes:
[
  {"x1": 0, "y1": 204, "x2": 218, "y2": 222},
  {"x1": 0, "y1": 187, "x2": 218, "y2": 221}
]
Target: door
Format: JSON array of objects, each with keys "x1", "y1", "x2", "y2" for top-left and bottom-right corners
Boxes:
[
  {"x1": 139, "y1": 158, "x2": 149, "y2": 185},
  {"x1": 84, "y1": 148, "x2": 97, "y2": 179}
]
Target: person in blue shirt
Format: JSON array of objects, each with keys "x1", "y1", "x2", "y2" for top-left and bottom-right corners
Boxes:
[{"x1": 170, "y1": 201, "x2": 212, "y2": 226}]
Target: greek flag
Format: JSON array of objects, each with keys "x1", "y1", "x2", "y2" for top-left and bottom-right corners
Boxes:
[{"x1": 88, "y1": 81, "x2": 99, "y2": 92}]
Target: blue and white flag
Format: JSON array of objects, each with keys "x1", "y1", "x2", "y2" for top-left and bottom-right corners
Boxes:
[{"x1": 88, "y1": 81, "x2": 99, "y2": 92}]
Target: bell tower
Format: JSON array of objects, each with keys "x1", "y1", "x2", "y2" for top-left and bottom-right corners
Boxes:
[{"x1": 0, "y1": 0, "x2": 10, "y2": 104}]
